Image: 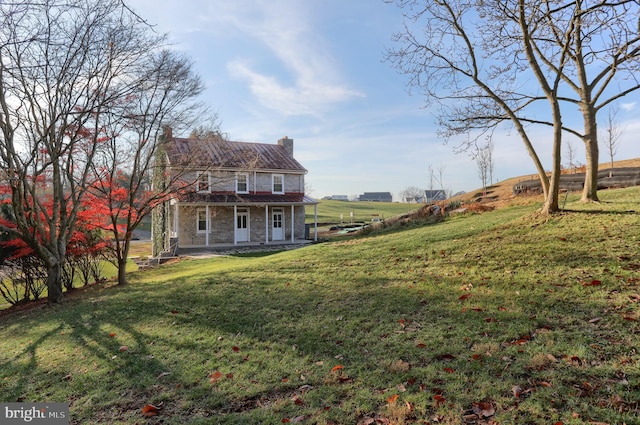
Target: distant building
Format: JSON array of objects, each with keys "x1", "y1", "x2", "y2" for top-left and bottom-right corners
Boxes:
[
  {"x1": 359, "y1": 192, "x2": 393, "y2": 202},
  {"x1": 330, "y1": 195, "x2": 349, "y2": 201},
  {"x1": 423, "y1": 190, "x2": 447, "y2": 204}
]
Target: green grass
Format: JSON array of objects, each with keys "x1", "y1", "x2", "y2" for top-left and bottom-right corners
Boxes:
[
  {"x1": 305, "y1": 200, "x2": 420, "y2": 224},
  {"x1": 2, "y1": 188, "x2": 640, "y2": 424}
]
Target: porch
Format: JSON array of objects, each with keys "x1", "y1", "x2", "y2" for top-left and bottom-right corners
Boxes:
[{"x1": 177, "y1": 239, "x2": 314, "y2": 257}]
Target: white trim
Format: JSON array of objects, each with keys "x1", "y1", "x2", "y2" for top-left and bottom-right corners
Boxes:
[
  {"x1": 272, "y1": 174, "x2": 284, "y2": 194},
  {"x1": 272, "y1": 207, "x2": 284, "y2": 241},
  {"x1": 196, "y1": 171, "x2": 210, "y2": 193},
  {"x1": 196, "y1": 208, "x2": 207, "y2": 234},
  {"x1": 235, "y1": 207, "x2": 249, "y2": 243},
  {"x1": 205, "y1": 205, "x2": 210, "y2": 246},
  {"x1": 236, "y1": 172, "x2": 249, "y2": 194}
]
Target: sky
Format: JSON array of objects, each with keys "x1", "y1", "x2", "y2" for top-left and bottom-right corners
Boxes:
[{"x1": 127, "y1": 0, "x2": 639, "y2": 201}]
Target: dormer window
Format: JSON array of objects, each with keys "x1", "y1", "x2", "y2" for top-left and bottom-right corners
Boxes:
[
  {"x1": 272, "y1": 174, "x2": 284, "y2": 194},
  {"x1": 236, "y1": 173, "x2": 248, "y2": 194},
  {"x1": 196, "y1": 171, "x2": 210, "y2": 193}
]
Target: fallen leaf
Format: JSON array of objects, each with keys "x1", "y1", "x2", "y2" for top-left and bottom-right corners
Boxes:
[
  {"x1": 157, "y1": 372, "x2": 171, "y2": 379},
  {"x1": 583, "y1": 279, "x2": 602, "y2": 287},
  {"x1": 331, "y1": 365, "x2": 344, "y2": 372},
  {"x1": 512, "y1": 385, "x2": 522, "y2": 398},
  {"x1": 435, "y1": 354, "x2": 456, "y2": 361},
  {"x1": 459, "y1": 293, "x2": 472, "y2": 300},
  {"x1": 623, "y1": 316, "x2": 638, "y2": 321},
  {"x1": 415, "y1": 342, "x2": 427, "y2": 348},
  {"x1": 119, "y1": 345, "x2": 128, "y2": 352},
  {"x1": 108, "y1": 332, "x2": 116, "y2": 338},
  {"x1": 444, "y1": 367, "x2": 455, "y2": 373},
  {"x1": 209, "y1": 370, "x2": 224, "y2": 383},
  {"x1": 232, "y1": 346, "x2": 240, "y2": 352},
  {"x1": 226, "y1": 373, "x2": 234, "y2": 379},
  {"x1": 170, "y1": 309, "x2": 179, "y2": 314},
  {"x1": 472, "y1": 401, "x2": 495, "y2": 418},
  {"x1": 387, "y1": 394, "x2": 399, "y2": 404},
  {"x1": 141, "y1": 404, "x2": 160, "y2": 417},
  {"x1": 433, "y1": 395, "x2": 446, "y2": 406}
]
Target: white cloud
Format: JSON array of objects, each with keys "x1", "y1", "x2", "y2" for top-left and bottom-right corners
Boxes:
[
  {"x1": 220, "y1": 1, "x2": 364, "y2": 116},
  {"x1": 620, "y1": 102, "x2": 636, "y2": 111}
]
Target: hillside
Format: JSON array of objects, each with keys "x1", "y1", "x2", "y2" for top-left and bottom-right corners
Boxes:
[
  {"x1": 453, "y1": 157, "x2": 640, "y2": 208},
  {"x1": 2, "y1": 186, "x2": 640, "y2": 424}
]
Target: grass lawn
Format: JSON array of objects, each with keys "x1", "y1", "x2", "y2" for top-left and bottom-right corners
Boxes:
[
  {"x1": 306, "y1": 200, "x2": 421, "y2": 225},
  {"x1": 1, "y1": 188, "x2": 640, "y2": 424}
]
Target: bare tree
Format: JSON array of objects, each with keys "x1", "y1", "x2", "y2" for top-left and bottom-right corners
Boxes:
[
  {"x1": 474, "y1": 142, "x2": 493, "y2": 196},
  {"x1": 564, "y1": 140, "x2": 578, "y2": 174},
  {"x1": 601, "y1": 106, "x2": 623, "y2": 178},
  {"x1": 386, "y1": 0, "x2": 566, "y2": 213},
  {"x1": 0, "y1": 0, "x2": 166, "y2": 303},
  {"x1": 86, "y1": 50, "x2": 210, "y2": 286},
  {"x1": 386, "y1": 0, "x2": 640, "y2": 212},
  {"x1": 401, "y1": 186, "x2": 424, "y2": 203},
  {"x1": 510, "y1": 1, "x2": 640, "y2": 202}
]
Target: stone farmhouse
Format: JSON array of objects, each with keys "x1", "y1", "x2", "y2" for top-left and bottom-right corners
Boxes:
[{"x1": 152, "y1": 129, "x2": 318, "y2": 256}]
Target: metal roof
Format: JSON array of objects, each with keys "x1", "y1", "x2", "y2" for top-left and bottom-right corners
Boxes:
[{"x1": 165, "y1": 137, "x2": 307, "y2": 172}]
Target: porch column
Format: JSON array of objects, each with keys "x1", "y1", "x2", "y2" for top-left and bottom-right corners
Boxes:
[
  {"x1": 265, "y1": 205, "x2": 269, "y2": 245},
  {"x1": 314, "y1": 204, "x2": 318, "y2": 241},
  {"x1": 233, "y1": 205, "x2": 237, "y2": 245},
  {"x1": 291, "y1": 205, "x2": 295, "y2": 242},
  {"x1": 173, "y1": 203, "x2": 179, "y2": 238},
  {"x1": 205, "y1": 205, "x2": 210, "y2": 246}
]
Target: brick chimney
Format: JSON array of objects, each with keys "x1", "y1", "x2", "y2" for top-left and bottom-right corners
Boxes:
[{"x1": 278, "y1": 136, "x2": 294, "y2": 156}]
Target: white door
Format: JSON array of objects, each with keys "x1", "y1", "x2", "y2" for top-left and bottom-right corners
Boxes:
[
  {"x1": 236, "y1": 209, "x2": 249, "y2": 242},
  {"x1": 272, "y1": 209, "x2": 284, "y2": 241}
]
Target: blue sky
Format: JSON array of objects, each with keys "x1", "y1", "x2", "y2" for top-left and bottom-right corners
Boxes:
[{"x1": 128, "y1": 0, "x2": 639, "y2": 200}]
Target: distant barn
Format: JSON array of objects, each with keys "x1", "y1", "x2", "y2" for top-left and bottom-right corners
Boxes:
[{"x1": 359, "y1": 192, "x2": 393, "y2": 202}]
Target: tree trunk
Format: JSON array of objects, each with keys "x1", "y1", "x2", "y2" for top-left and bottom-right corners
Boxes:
[
  {"x1": 46, "y1": 261, "x2": 64, "y2": 304},
  {"x1": 117, "y1": 257, "x2": 128, "y2": 286},
  {"x1": 541, "y1": 99, "x2": 563, "y2": 214},
  {"x1": 582, "y1": 107, "x2": 599, "y2": 202}
]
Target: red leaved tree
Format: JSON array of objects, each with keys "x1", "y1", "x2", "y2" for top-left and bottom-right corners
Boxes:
[{"x1": 85, "y1": 49, "x2": 211, "y2": 285}]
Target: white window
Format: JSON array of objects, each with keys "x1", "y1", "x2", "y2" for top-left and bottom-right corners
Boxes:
[
  {"x1": 236, "y1": 173, "x2": 248, "y2": 193},
  {"x1": 272, "y1": 174, "x2": 284, "y2": 194},
  {"x1": 196, "y1": 172, "x2": 210, "y2": 193},
  {"x1": 197, "y1": 209, "x2": 207, "y2": 233}
]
